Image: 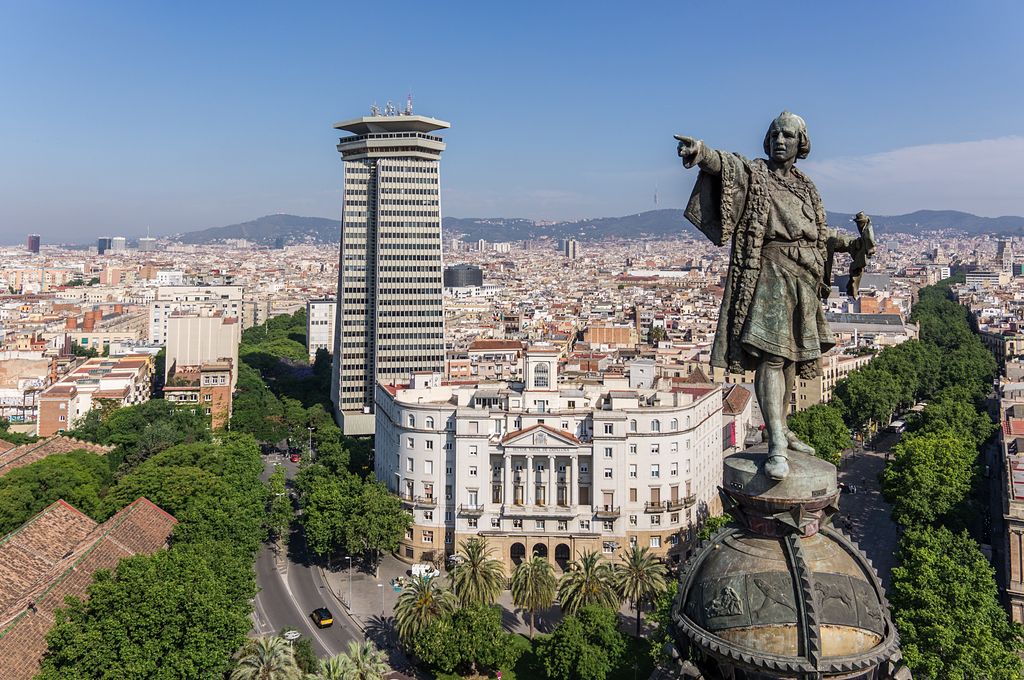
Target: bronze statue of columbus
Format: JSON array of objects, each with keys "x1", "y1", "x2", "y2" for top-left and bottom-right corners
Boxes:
[{"x1": 676, "y1": 112, "x2": 874, "y2": 480}]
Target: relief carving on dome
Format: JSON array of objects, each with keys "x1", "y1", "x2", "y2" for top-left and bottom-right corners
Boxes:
[{"x1": 705, "y1": 586, "x2": 743, "y2": 618}]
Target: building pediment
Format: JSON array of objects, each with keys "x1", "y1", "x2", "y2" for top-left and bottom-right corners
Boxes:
[{"x1": 501, "y1": 423, "x2": 580, "y2": 448}]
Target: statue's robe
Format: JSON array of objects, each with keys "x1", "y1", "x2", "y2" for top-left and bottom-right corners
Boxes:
[{"x1": 685, "y1": 151, "x2": 859, "y2": 379}]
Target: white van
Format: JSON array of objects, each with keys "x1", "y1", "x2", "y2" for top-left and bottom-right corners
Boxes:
[{"x1": 411, "y1": 563, "x2": 441, "y2": 579}]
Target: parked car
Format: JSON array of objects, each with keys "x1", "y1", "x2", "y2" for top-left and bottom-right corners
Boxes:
[
  {"x1": 411, "y1": 563, "x2": 441, "y2": 579},
  {"x1": 290, "y1": 453, "x2": 301, "y2": 463},
  {"x1": 310, "y1": 607, "x2": 333, "y2": 628}
]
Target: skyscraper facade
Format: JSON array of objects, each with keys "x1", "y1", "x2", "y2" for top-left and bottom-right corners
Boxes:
[
  {"x1": 331, "y1": 110, "x2": 449, "y2": 435},
  {"x1": 97, "y1": 237, "x2": 112, "y2": 255},
  {"x1": 26, "y1": 234, "x2": 40, "y2": 254}
]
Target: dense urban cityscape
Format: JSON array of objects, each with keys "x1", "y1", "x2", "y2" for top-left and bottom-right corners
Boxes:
[{"x1": 3, "y1": 3, "x2": 1024, "y2": 679}]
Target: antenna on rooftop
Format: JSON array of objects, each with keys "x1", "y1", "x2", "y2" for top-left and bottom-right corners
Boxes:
[
  {"x1": 654, "y1": 185, "x2": 658, "y2": 206},
  {"x1": 404, "y1": 93, "x2": 414, "y2": 115},
  {"x1": 370, "y1": 102, "x2": 381, "y2": 116}
]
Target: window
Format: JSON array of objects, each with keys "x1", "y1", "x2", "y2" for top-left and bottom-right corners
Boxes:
[
  {"x1": 426, "y1": 440, "x2": 434, "y2": 450},
  {"x1": 470, "y1": 421, "x2": 479, "y2": 434},
  {"x1": 513, "y1": 518, "x2": 523, "y2": 529},
  {"x1": 561, "y1": 421, "x2": 569, "y2": 430},
  {"x1": 604, "y1": 468, "x2": 613, "y2": 478},
  {"x1": 423, "y1": 530, "x2": 433, "y2": 544},
  {"x1": 652, "y1": 420, "x2": 661, "y2": 432},
  {"x1": 468, "y1": 518, "x2": 478, "y2": 528},
  {"x1": 670, "y1": 418, "x2": 678, "y2": 430},
  {"x1": 469, "y1": 445, "x2": 478, "y2": 455},
  {"x1": 604, "y1": 447, "x2": 613, "y2": 458},
  {"x1": 445, "y1": 511, "x2": 452, "y2": 521},
  {"x1": 535, "y1": 519, "x2": 545, "y2": 530},
  {"x1": 423, "y1": 510, "x2": 433, "y2": 521},
  {"x1": 405, "y1": 528, "x2": 414, "y2": 540},
  {"x1": 670, "y1": 462, "x2": 678, "y2": 476},
  {"x1": 445, "y1": 532, "x2": 453, "y2": 544},
  {"x1": 203, "y1": 394, "x2": 212, "y2": 402},
  {"x1": 491, "y1": 517, "x2": 500, "y2": 528},
  {"x1": 425, "y1": 417, "x2": 434, "y2": 429},
  {"x1": 579, "y1": 520, "x2": 590, "y2": 531},
  {"x1": 651, "y1": 465, "x2": 660, "y2": 478},
  {"x1": 469, "y1": 466, "x2": 478, "y2": 477},
  {"x1": 534, "y1": 362, "x2": 550, "y2": 388},
  {"x1": 604, "y1": 423, "x2": 613, "y2": 434},
  {"x1": 651, "y1": 515, "x2": 661, "y2": 526},
  {"x1": 629, "y1": 419, "x2": 637, "y2": 432},
  {"x1": 58, "y1": 415, "x2": 66, "y2": 422},
  {"x1": 651, "y1": 444, "x2": 660, "y2": 455},
  {"x1": 603, "y1": 541, "x2": 616, "y2": 554},
  {"x1": 424, "y1": 460, "x2": 433, "y2": 474},
  {"x1": 670, "y1": 513, "x2": 679, "y2": 523},
  {"x1": 568, "y1": 400, "x2": 576, "y2": 409},
  {"x1": 670, "y1": 442, "x2": 678, "y2": 453},
  {"x1": 629, "y1": 465, "x2": 637, "y2": 478},
  {"x1": 557, "y1": 520, "x2": 568, "y2": 531},
  {"x1": 629, "y1": 444, "x2": 637, "y2": 454},
  {"x1": 650, "y1": 536, "x2": 662, "y2": 548},
  {"x1": 603, "y1": 520, "x2": 614, "y2": 531},
  {"x1": 629, "y1": 488, "x2": 638, "y2": 502},
  {"x1": 629, "y1": 515, "x2": 638, "y2": 526},
  {"x1": 408, "y1": 415, "x2": 416, "y2": 427},
  {"x1": 407, "y1": 458, "x2": 414, "y2": 473},
  {"x1": 579, "y1": 464, "x2": 589, "y2": 474},
  {"x1": 407, "y1": 437, "x2": 414, "y2": 449}
]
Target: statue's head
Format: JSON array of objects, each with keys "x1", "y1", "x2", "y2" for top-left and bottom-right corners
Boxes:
[{"x1": 762, "y1": 111, "x2": 810, "y2": 163}]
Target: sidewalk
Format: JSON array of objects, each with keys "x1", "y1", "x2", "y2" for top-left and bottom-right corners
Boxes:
[{"x1": 837, "y1": 445, "x2": 900, "y2": 590}]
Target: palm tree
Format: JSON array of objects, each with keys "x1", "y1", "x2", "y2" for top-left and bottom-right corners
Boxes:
[
  {"x1": 557, "y1": 549, "x2": 619, "y2": 615},
  {"x1": 340, "y1": 641, "x2": 390, "y2": 680},
  {"x1": 393, "y1": 574, "x2": 457, "y2": 643},
  {"x1": 317, "y1": 655, "x2": 354, "y2": 680},
  {"x1": 510, "y1": 554, "x2": 557, "y2": 639},
  {"x1": 613, "y1": 544, "x2": 669, "y2": 635},
  {"x1": 230, "y1": 635, "x2": 301, "y2": 680},
  {"x1": 450, "y1": 537, "x2": 505, "y2": 606}
]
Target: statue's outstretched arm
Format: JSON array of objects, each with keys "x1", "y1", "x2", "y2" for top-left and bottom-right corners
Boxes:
[{"x1": 676, "y1": 136, "x2": 722, "y2": 176}]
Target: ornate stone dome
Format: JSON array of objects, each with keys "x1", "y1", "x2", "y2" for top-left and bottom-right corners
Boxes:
[{"x1": 671, "y1": 451, "x2": 911, "y2": 680}]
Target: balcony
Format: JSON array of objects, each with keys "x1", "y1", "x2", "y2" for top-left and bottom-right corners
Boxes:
[
  {"x1": 684, "y1": 494, "x2": 697, "y2": 508},
  {"x1": 594, "y1": 505, "x2": 621, "y2": 519},
  {"x1": 502, "y1": 503, "x2": 577, "y2": 518},
  {"x1": 666, "y1": 498, "x2": 684, "y2": 511},
  {"x1": 458, "y1": 503, "x2": 485, "y2": 516},
  {"x1": 399, "y1": 493, "x2": 437, "y2": 509},
  {"x1": 644, "y1": 501, "x2": 666, "y2": 513}
]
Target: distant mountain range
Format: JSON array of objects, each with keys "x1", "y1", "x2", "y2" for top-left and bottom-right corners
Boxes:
[{"x1": 174, "y1": 209, "x2": 1024, "y2": 246}]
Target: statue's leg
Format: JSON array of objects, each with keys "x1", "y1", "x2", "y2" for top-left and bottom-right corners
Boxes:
[
  {"x1": 782, "y1": 360, "x2": 815, "y2": 455},
  {"x1": 756, "y1": 354, "x2": 790, "y2": 480}
]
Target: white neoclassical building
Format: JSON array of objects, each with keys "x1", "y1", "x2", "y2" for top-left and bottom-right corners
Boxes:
[{"x1": 375, "y1": 346, "x2": 725, "y2": 572}]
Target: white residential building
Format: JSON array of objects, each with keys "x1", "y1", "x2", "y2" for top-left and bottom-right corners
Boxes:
[
  {"x1": 306, "y1": 298, "x2": 336, "y2": 363},
  {"x1": 148, "y1": 285, "x2": 244, "y2": 344}
]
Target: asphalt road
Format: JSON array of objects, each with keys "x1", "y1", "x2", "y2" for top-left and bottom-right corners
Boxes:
[{"x1": 250, "y1": 453, "x2": 360, "y2": 658}]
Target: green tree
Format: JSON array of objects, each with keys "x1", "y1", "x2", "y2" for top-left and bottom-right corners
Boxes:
[
  {"x1": 833, "y1": 368, "x2": 900, "y2": 433},
  {"x1": 332, "y1": 640, "x2": 389, "y2": 680},
  {"x1": 413, "y1": 605, "x2": 521, "y2": 675},
  {"x1": 697, "y1": 513, "x2": 733, "y2": 541},
  {"x1": 917, "y1": 386, "x2": 995, "y2": 447},
  {"x1": 0, "y1": 450, "x2": 112, "y2": 534},
  {"x1": 613, "y1": 545, "x2": 669, "y2": 636},
  {"x1": 450, "y1": 537, "x2": 505, "y2": 606},
  {"x1": 881, "y1": 430, "x2": 975, "y2": 526},
  {"x1": 538, "y1": 606, "x2": 626, "y2": 680},
  {"x1": 646, "y1": 586, "x2": 676, "y2": 663},
  {"x1": 511, "y1": 554, "x2": 557, "y2": 639},
  {"x1": 891, "y1": 526, "x2": 1024, "y2": 679},
  {"x1": 229, "y1": 635, "x2": 301, "y2": 680},
  {"x1": 0, "y1": 417, "x2": 38, "y2": 445},
  {"x1": 341, "y1": 481, "x2": 411, "y2": 575},
  {"x1": 786, "y1": 403, "x2": 851, "y2": 466},
  {"x1": 393, "y1": 574, "x2": 457, "y2": 643},
  {"x1": 557, "y1": 550, "x2": 619, "y2": 616}
]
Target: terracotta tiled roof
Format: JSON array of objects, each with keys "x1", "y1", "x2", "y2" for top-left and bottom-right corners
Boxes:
[
  {"x1": 722, "y1": 385, "x2": 752, "y2": 415},
  {"x1": 681, "y1": 366, "x2": 712, "y2": 384},
  {"x1": 1006, "y1": 418, "x2": 1024, "y2": 436},
  {"x1": 468, "y1": 339, "x2": 524, "y2": 351},
  {"x1": 0, "y1": 436, "x2": 113, "y2": 480},
  {"x1": 0, "y1": 498, "x2": 176, "y2": 679}
]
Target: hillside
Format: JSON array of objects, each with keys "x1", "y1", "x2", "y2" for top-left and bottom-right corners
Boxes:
[{"x1": 175, "y1": 209, "x2": 1024, "y2": 246}]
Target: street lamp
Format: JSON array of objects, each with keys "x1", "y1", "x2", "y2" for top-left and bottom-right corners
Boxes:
[
  {"x1": 345, "y1": 555, "x2": 353, "y2": 612},
  {"x1": 307, "y1": 426, "x2": 314, "y2": 459}
]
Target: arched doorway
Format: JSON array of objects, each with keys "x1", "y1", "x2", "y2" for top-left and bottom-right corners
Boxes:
[
  {"x1": 532, "y1": 543, "x2": 549, "y2": 559},
  {"x1": 555, "y1": 543, "x2": 571, "y2": 570},
  {"x1": 510, "y1": 542, "x2": 527, "y2": 565}
]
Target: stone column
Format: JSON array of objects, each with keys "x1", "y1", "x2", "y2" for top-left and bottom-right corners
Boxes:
[
  {"x1": 570, "y1": 457, "x2": 577, "y2": 507},
  {"x1": 547, "y1": 455, "x2": 555, "y2": 507},
  {"x1": 526, "y1": 455, "x2": 534, "y2": 506},
  {"x1": 503, "y1": 453, "x2": 512, "y2": 506}
]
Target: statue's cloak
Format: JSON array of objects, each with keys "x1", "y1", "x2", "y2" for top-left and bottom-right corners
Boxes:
[{"x1": 684, "y1": 153, "x2": 830, "y2": 379}]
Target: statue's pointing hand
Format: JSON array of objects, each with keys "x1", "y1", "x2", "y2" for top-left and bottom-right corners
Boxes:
[{"x1": 675, "y1": 134, "x2": 701, "y2": 169}]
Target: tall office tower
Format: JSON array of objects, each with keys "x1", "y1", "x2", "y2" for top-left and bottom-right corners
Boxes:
[
  {"x1": 26, "y1": 234, "x2": 40, "y2": 254},
  {"x1": 330, "y1": 109, "x2": 449, "y2": 435},
  {"x1": 111, "y1": 236, "x2": 127, "y2": 252},
  {"x1": 138, "y1": 237, "x2": 157, "y2": 252},
  {"x1": 97, "y1": 237, "x2": 113, "y2": 255},
  {"x1": 563, "y1": 238, "x2": 578, "y2": 260},
  {"x1": 998, "y1": 239, "x2": 1013, "y2": 273}
]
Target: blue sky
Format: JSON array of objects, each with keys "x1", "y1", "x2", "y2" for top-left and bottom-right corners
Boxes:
[{"x1": 1, "y1": 1, "x2": 1022, "y2": 242}]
